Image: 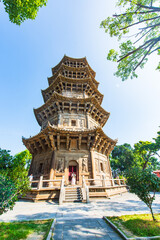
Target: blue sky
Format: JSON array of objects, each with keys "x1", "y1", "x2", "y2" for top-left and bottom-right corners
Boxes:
[{"x1": 0, "y1": 0, "x2": 160, "y2": 155}]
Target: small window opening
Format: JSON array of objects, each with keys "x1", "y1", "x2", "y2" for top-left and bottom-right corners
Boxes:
[
  {"x1": 71, "y1": 120, "x2": 76, "y2": 126},
  {"x1": 100, "y1": 162, "x2": 103, "y2": 172}
]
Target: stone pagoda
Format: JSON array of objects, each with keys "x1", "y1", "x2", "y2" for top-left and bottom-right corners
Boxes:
[{"x1": 23, "y1": 55, "x2": 117, "y2": 186}]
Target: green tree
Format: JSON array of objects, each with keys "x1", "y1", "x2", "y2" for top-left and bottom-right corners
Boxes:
[
  {"x1": 0, "y1": 175, "x2": 18, "y2": 215},
  {"x1": 110, "y1": 143, "x2": 137, "y2": 174},
  {"x1": 0, "y1": 149, "x2": 13, "y2": 170},
  {"x1": 126, "y1": 167, "x2": 160, "y2": 221},
  {"x1": 2, "y1": 0, "x2": 47, "y2": 25},
  {"x1": 0, "y1": 149, "x2": 32, "y2": 215},
  {"x1": 134, "y1": 138, "x2": 160, "y2": 170},
  {"x1": 149, "y1": 156, "x2": 160, "y2": 170},
  {"x1": 101, "y1": 0, "x2": 160, "y2": 81}
]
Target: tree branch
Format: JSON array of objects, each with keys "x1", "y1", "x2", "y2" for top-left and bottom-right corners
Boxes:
[
  {"x1": 118, "y1": 39, "x2": 154, "y2": 62},
  {"x1": 134, "y1": 28, "x2": 153, "y2": 44},
  {"x1": 140, "y1": 22, "x2": 160, "y2": 30},
  {"x1": 113, "y1": 10, "x2": 160, "y2": 17},
  {"x1": 120, "y1": 16, "x2": 160, "y2": 31},
  {"x1": 136, "y1": 4, "x2": 160, "y2": 11},
  {"x1": 149, "y1": 46, "x2": 160, "y2": 54}
]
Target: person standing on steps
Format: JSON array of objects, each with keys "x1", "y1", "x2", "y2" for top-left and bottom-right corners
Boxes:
[{"x1": 71, "y1": 172, "x2": 76, "y2": 185}]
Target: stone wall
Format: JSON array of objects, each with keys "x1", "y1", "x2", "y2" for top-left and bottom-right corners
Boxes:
[{"x1": 55, "y1": 150, "x2": 90, "y2": 185}]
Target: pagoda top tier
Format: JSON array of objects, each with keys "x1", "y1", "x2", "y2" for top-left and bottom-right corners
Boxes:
[
  {"x1": 52, "y1": 55, "x2": 96, "y2": 78},
  {"x1": 48, "y1": 64, "x2": 99, "y2": 87},
  {"x1": 32, "y1": 55, "x2": 111, "y2": 132}
]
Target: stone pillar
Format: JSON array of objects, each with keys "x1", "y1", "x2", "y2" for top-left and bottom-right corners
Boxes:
[
  {"x1": 49, "y1": 150, "x2": 56, "y2": 180},
  {"x1": 57, "y1": 112, "x2": 61, "y2": 127},
  {"x1": 90, "y1": 150, "x2": 96, "y2": 180},
  {"x1": 79, "y1": 158, "x2": 82, "y2": 185},
  {"x1": 64, "y1": 158, "x2": 68, "y2": 185},
  {"x1": 86, "y1": 113, "x2": 90, "y2": 128},
  {"x1": 107, "y1": 156, "x2": 113, "y2": 178}
]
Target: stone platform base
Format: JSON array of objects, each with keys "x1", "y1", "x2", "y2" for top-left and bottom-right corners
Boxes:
[
  {"x1": 23, "y1": 185, "x2": 127, "y2": 202},
  {"x1": 89, "y1": 185, "x2": 128, "y2": 198}
]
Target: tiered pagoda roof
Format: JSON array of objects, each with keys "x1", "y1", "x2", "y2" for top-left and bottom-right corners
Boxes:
[
  {"x1": 34, "y1": 92, "x2": 109, "y2": 127},
  {"x1": 41, "y1": 75, "x2": 103, "y2": 104},
  {"x1": 23, "y1": 55, "x2": 117, "y2": 156},
  {"x1": 23, "y1": 123, "x2": 117, "y2": 156}
]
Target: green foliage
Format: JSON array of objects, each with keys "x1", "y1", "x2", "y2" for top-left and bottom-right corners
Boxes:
[
  {"x1": 134, "y1": 140, "x2": 160, "y2": 169},
  {"x1": 101, "y1": 0, "x2": 160, "y2": 80},
  {"x1": 0, "y1": 175, "x2": 17, "y2": 215},
  {"x1": 111, "y1": 130, "x2": 160, "y2": 174},
  {"x1": 110, "y1": 143, "x2": 137, "y2": 174},
  {"x1": 0, "y1": 219, "x2": 53, "y2": 240},
  {"x1": 107, "y1": 214, "x2": 160, "y2": 237},
  {"x1": 0, "y1": 148, "x2": 32, "y2": 215},
  {"x1": 125, "y1": 167, "x2": 160, "y2": 221},
  {"x1": 0, "y1": 149, "x2": 13, "y2": 170},
  {"x1": 2, "y1": 0, "x2": 47, "y2": 25}
]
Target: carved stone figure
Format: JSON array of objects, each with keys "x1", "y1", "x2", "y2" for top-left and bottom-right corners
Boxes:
[
  {"x1": 82, "y1": 158, "x2": 88, "y2": 172},
  {"x1": 56, "y1": 158, "x2": 64, "y2": 172}
]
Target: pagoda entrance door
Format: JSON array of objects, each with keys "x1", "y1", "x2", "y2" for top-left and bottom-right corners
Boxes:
[{"x1": 68, "y1": 160, "x2": 78, "y2": 183}]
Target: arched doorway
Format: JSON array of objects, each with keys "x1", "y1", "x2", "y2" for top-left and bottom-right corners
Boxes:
[{"x1": 68, "y1": 160, "x2": 79, "y2": 183}]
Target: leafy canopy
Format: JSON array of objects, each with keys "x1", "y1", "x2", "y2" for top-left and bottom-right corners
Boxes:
[
  {"x1": 134, "y1": 140, "x2": 160, "y2": 169},
  {"x1": 126, "y1": 167, "x2": 160, "y2": 221},
  {"x1": 110, "y1": 130, "x2": 160, "y2": 174},
  {"x1": 101, "y1": 0, "x2": 160, "y2": 81},
  {"x1": 2, "y1": 0, "x2": 47, "y2": 25},
  {"x1": 110, "y1": 143, "x2": 138, "y2": 174},
  {"x1": 0, "y1": 149, "x2": 32, "y2": 215}
]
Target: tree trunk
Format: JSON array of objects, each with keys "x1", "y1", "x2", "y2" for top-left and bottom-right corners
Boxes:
[{"x1": 149, "y1": 205, "x2": 156, "y2": 221}]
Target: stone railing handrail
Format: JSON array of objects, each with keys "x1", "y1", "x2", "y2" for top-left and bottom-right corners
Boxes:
[
  {"x1": 31, "y1": 179, "x2": 61, "y2": 183},
  {"x1": 86, "y1": 178, "x2": 126, "y2": 187},
  {"x1": 82, "y1": 175, "x2": 90, "y2": 203},
  {"x1": 59, "y1": 176, "x2": 65, "y2": 205},
  {"x1": 30, "y1": 176, "x2": 62, "y2": 190}
]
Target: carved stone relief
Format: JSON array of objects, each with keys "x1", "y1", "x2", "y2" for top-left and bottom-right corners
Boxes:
[
  {"x1": 63, "y1": 118, "x2": 69, "y2": 126},
  {"x1": 79, "y1": 119, "x2": 85, "y2": 128},
  {"x1": 82, "y1": 158, "x2": 88, "y2": 172},
  {"x1": 56, "y1": 158, "x2": 65, "y2": 172}
]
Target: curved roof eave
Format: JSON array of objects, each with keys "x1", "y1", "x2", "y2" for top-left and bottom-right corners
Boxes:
[
  {"x1": 22, "y1": 124, "x2": 117, "y2": 145},
  {"x1": 42, "y1": 75, "x2": 103, "y2": 103},
  {"x1": 34, "y1": 91, "x2": 109, "y2": 117}
]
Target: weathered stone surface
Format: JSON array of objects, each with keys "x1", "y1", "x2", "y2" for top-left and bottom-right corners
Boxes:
[{"x1": 22, "y1": 56, "x2": 118, "y2": 200}]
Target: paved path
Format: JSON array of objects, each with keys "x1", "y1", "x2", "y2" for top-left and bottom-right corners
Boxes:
[
  {"x1": 0, "y1": 193, "x2": 159, "y2": 239},
  {"x1": 54, "y1": 218, "x2": 122, "y2": 240},
  {"x1": 0, "y1": 192, "x2": 159, "y2": 222}
]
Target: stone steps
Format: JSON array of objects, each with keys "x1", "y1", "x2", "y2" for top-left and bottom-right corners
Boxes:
[{"x1": 64, "y1": 187, "x2": 83, "y2": 203}]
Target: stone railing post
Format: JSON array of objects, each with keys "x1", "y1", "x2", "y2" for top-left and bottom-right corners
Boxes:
[
  {"x1": 82, "y1": 175, "x2": 90, "y2": 203},
  {"x1": 111, "y1": 178, "x2": 115, "y2": 186},
  {"x1": 122, "y1": 178, "x2": 125, "y2": 185},
  {"x1": 117, "y1": 176, "x2": 121, "y2": 185},
  {"x1": 86, "y1": 185, "x2": 90, "y2": 203},
  {"x1": 59, "y1": 176, "x2": 65, "y2": 205},
  {"x1": 37, "y1": 176, "x2": 43, "y2": 190}
]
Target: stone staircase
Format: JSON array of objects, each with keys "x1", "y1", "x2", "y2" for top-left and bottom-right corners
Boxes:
[{"x1": 64, "y1": 187, "x2": 83, "y2": 203}]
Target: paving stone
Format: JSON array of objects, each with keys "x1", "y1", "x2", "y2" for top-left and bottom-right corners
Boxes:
[
  {"x1": 108, "y1": 232, "x2": 122, "y2": 239},
  {"x1": 0, "y1": 193, "x2": 160, "y2": 239}
]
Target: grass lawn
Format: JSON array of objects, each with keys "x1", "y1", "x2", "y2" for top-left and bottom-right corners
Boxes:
[
  {"x1": 0, "y1": 219, "x2": 53, "y2": 240},
  {"x1": 107, "y1": 214, "x2": 160, "y2": 238}
]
